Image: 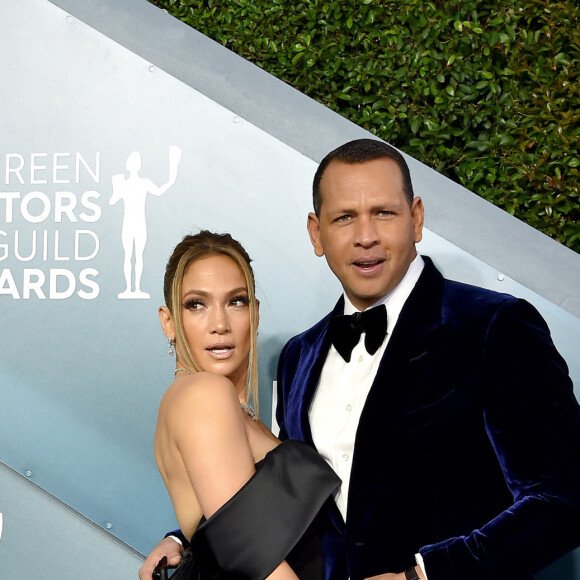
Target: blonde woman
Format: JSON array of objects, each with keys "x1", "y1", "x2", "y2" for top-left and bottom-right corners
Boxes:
[{"x1": 151, "y1": 231, "x2": 338, "y2": 580}]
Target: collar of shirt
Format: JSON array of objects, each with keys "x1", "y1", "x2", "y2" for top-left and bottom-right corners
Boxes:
[{"x1": 342, "y1": 254, "x2": 425, "y2": 330}]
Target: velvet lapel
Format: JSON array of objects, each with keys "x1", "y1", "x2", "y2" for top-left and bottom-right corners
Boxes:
[
  {"x1": 290, "y1": 298, "x2": 346, "y2": 532},
  {"x1": 293, "y1": 297, "x2": 345, "y2": 446}
]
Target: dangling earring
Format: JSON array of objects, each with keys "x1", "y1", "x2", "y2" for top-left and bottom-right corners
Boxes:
[{"x1": 167, "y1": 338, "x2": 175, "y2": 357}]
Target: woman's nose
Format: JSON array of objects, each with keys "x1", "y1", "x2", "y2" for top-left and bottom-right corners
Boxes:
[{"x1": 210, "y1": 307, "x2": 230, "y2": 334}]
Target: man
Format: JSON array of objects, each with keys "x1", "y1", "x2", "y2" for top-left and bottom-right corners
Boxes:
[{"x1": 140, "y1": 139, "x2": 580, "y2": 580}]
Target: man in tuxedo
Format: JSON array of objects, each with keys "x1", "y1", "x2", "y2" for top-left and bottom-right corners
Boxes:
[{"x1": 140, "y1": 139, "x2": 580, "y2": 580}]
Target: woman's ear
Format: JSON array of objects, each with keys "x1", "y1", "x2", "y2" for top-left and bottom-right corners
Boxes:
[{"x1": 158, "y1": 306, "x2": 175, "y2": 340}]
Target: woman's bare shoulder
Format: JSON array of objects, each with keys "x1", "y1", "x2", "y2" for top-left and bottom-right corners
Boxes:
[{"x1": 160, "y1": 371, "x2": 239, "y2": 422}]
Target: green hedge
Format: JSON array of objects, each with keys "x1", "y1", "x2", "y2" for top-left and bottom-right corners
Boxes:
[{"x1": 150, "y1": 0, "x2": 580, "y2": 253}]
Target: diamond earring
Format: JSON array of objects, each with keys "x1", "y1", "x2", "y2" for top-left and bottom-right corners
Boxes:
[{"x1": 167, "y1": 338, "x2": 175, "y2": 357}]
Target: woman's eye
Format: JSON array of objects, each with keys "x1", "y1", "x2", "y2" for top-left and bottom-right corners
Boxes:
[
  {"x1": 230, "y1": 295, "x2": 249, "y2": 307},
  {"x1": 184, "y1": 299, "x2": 204, "y2": 310}
]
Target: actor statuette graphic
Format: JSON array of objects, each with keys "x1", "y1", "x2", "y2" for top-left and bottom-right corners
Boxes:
[{"x1": 110, "y1": 146, "x2": 182, "y2": 299}]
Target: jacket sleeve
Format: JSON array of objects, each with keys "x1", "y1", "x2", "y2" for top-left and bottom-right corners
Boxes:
[{"x1": 421, "y1": 299, "x2": 580, "y2": 579}]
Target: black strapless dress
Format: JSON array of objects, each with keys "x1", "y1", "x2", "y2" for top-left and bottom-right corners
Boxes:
[{"x1": 168, "y1": 439, "x2": 340, "y2": 580}]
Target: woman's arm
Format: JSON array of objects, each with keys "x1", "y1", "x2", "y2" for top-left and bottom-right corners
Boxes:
[{"x1": 165, "y1": 372, "x2": 254, "y2": 517}]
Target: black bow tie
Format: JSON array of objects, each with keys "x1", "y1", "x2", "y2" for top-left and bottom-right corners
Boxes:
[{"x1": 328, "y1": 304, "x2": 388, "y2": 363}]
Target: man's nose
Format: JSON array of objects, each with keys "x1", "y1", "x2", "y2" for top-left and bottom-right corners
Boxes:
[{"x1": 354, "y1": 216, "x2": 379, "y2": 247}]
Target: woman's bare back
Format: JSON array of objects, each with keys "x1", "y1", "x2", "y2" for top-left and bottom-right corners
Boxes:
[{"x1": 155, "y1": 371, "x2": 279, "y2": 540}]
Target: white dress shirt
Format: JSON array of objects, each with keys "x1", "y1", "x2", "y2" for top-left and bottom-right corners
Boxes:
[
  {"x1": 308, "y1": 255, "x2": 427, "y2": 578},
  {"x1": 309, "y1": 254, "x2": 424, "y2": 520}
]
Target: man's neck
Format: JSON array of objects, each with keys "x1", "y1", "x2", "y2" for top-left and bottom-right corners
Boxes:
[{"x1": 343, "y1": 254, "x2": 425, "y2": 315}]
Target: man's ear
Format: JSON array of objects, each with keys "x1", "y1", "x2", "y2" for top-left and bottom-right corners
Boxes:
[
  {"x1": 307, "y1": 212, "x2": 325, "y2": 257},
  {"x1": 411, "y1": 196, "x2": 424, "y2": 244},
  {"x1": 158, "y1": 306, "x2": 175, "y2": 340}
]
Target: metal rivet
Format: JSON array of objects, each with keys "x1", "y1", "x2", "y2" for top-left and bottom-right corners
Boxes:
[
  {"x1": 497, "y1": 274, "x2": 505, "y2": 281},
  {"x1": 25, "y1": 470, "x2": 32, "y2": 477},
  {"x1": 106, "y1": 522, "x2": 112, "y2": 530},
  {"x1": 66, "y1": 15, "x2": 73, "y2": 23},
  {"x1": 149, "y1": 65, "x2": 156, "y2": 73},
  {"x1": 233, "y1": 116, "x2": 240, "y2": 123}
]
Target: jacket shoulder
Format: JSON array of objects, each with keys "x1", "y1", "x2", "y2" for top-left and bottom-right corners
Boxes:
[{"x1": 283, "y1": 310, "x2": 333, "y2": 355}]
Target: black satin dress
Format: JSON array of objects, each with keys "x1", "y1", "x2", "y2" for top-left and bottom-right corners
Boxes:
[{"x1": 169, "y1": 439, "x2": 340, "y2": 580}]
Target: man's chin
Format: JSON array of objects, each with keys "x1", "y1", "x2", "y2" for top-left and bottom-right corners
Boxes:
[{"x1": 345, "y1": 288, "x2": 391, "y2": 310}]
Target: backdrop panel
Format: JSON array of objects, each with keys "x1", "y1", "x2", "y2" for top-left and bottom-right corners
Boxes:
[{"x1": 1, "y1": 3, "x2": 578, "y2": 576}]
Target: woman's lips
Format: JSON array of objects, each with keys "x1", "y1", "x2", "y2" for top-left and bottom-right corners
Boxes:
[{"x1": 206, "y1": 345, "x2": 234, "y2": 359}]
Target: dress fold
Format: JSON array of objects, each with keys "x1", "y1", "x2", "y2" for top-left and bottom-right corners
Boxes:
[{"x1": 170, "y1": 439, "x2": 340, "y2": 580}]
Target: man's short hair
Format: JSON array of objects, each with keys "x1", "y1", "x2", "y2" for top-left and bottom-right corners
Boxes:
[{"x1": 312, "y1": 139, "x2": 415, "y2": 216}]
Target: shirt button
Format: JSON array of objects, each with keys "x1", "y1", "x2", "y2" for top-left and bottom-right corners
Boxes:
[
  {"x1": 346, "y1": 404, "x2": 353, "y2": 412},
  {"x1": 342, "y1": 453, "x2": 350, "y2": 461},
  {"x1": 357, "y1": 355, "x2": 363, "y2": 362}
]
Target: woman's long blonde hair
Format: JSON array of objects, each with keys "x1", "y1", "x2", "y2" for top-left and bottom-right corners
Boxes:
[{"x1": 163, "y1": 231, "x2": 260, "y2": 417}]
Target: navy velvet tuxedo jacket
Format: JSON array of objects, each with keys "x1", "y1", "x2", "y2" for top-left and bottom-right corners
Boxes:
[{"x1": 276, "y1": 257, "x2": 580, "y2": 580}]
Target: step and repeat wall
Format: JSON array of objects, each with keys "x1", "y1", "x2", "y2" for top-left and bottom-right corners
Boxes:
[
  {"x1": 0, "y1": 0, "x2": 339, "y2": 553},
  {"x1": 1, "y1": 1, "x2": 579, "y2": 574}
]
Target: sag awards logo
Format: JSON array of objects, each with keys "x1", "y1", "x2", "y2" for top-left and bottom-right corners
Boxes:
[{"x1": 0, "y1": 147, "x2": 182, "y2": 300}]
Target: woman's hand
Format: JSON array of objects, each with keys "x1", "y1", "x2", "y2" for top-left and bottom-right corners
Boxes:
[{"x1": 366, "y1": 566, "x2": 425, "y2": 580}]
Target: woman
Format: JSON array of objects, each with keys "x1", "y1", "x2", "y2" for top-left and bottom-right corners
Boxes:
[{"x1": 154, "y1": 231, "x2": 339, "y2": 580}]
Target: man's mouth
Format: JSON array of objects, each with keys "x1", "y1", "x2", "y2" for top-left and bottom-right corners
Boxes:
[{"x1": 352, "y1": 258, "x2": 384, "y2": 274}]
